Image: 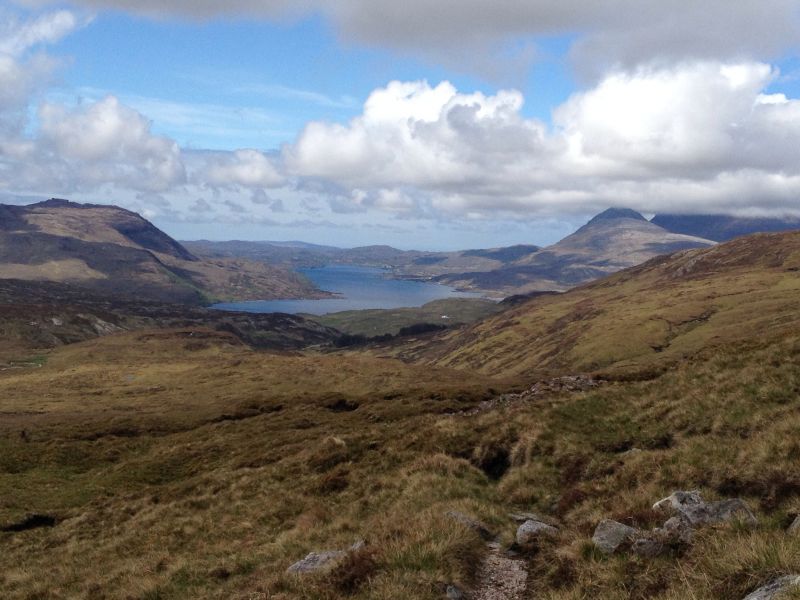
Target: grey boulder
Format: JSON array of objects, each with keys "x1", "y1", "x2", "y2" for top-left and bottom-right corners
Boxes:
[
  {"x1": 743, "y1": 575, "x2": 800, "y2": 600},
  {"x1": 592, "y1": 520, "x2": 639, "y2": 554},
  {"x1": 287, "y1": 550, "x2": 345, "y2": 574},
  {"x1": 653, "y1": 491, "x2": 757, "y2": 528},
  {"x1": 516, "y1": 519, "x2": 559, "y2": 546}
]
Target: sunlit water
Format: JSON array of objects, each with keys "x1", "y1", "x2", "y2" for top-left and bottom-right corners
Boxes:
[{"x1": 211, "y1": 265, "x2": 480, "y2": 315}]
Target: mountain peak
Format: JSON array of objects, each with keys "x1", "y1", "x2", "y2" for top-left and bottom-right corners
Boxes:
[{"x1": 588, "y1": 208, "x2": 647, "y2": 224}]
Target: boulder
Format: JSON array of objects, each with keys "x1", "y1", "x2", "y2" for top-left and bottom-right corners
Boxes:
[
  {"x1": 631, "y1": 516, "x2": 694, "y2": 558},
  {"x1": 287, "y1": 550, "x2": 345, "y2": 574},
  {"x1": 446, "y1": 584, "x2": 465, "y2": 600},
  {"x1": 743, "y1": 575, "x2": 800, "y2": 600},
  {"x1": 516, "y1": 519, "x2": 559, "y2": 546},
  {"x1": 592, "y1": 520, "x2": 639, "y2": 554},
  {"x1": 788, "y1": 516, "x2": 800, "y2": 536},
  {"x1": 446, "y1": 510, "x2": 494, "y2": 540},
  {"x1": 653, "y1": 491, "x2": 757, "y2": 528}
]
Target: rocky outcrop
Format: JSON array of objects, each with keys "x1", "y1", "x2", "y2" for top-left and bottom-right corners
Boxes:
[
  {"x1": 653, "y1": 491, "x2": 757, "y2": 528},
  {"x1": 592, "y1": 520, "x2": 639, "y2": 554},
  {"x1": 743, "y1": 575, "x2": 800, "y2": 600}
]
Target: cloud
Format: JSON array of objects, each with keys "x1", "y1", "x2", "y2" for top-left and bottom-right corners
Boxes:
[
  {"x1": 282, "y1": 63, "x2": 800, "y2": 218},
  {"x1": 0, "y1": 9, "x2": 80, "y2": 56},
  {"x1": 36, "y1": 96, "x2": 186, "y2": 191},
  {"x1": 200, "y1": 148, "x2": 285, "y2": 188},
  {"x1": 15, "y1": 1, "x2": 800, "y2": 74}
]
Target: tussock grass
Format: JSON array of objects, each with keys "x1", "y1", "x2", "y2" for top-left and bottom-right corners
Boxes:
[{"x1": 2, "y1": 325, "x2": 800, "y2": 598}]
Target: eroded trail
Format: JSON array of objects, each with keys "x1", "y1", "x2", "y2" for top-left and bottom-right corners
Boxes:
[{"x1": 472, "y1": 542, "x2": 529, "y2": 600}]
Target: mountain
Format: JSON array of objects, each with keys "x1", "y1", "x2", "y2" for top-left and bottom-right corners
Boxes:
[
  {"x1": 435, "y1": 208, "x2": 714, "y2": 294},
  {"x1": 404, "y1": 229, "x2": 800, "y2": 378},
  {"x1": 183, "y1": 239, "x2": 542, "y2": 279},
  {"x1": 651, "y1": 212, "x2": 800, "y2": 241},
  {"x1": 0, "y1": 200, "x2": 324, "y2": 304}
]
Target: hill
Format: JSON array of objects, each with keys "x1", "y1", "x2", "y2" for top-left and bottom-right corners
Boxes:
[
  {"x1": 652, "y1": 213, "x2": 800, "y2": 242},
  {"x1": 0, "y1": 200, "x2": 324, "y2": 304},
  {"x1": 184, "y1": 239, "x2": 542, "y2": 282},
  {"x1": 0, "y1": 278, "x2": 341, "y2": 363},
  {"x1": 400, "y1": 230, "x2": 800, "y2": 379},
  {"x1": 435, "y1": 208, "x2": 714, "y2": 295},
  {"x1": 2, "y1": 299, "x2": 800, "y2": 598}
]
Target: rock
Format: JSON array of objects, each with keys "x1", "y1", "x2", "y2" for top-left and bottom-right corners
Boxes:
[
  {"x1": 446, "y1": 584, "x2": 465, "y2": 599},
  {"x1": 788, "y1": 516, "x2": 800, "y2": 535},
  {"x1": 653, "y1": 490, "x2": 704, "y2": 513},
  {"x1": 509, "y1": 512, "x2": 544, "y2": 523},
  {"x1": 446, "y1": 510, "x2": 494, "y2": 540},
  {"x1": 653, "y1": 491, "x2": 757, "y2": 528},
  {"x1": 287, "y1": 550, "x2": 346, "y2": 574},
  {"x1": 743, "y1": 575, "x2": 800, "y2": 600},
  {"x1": 631, "y1": 537, "x2": 665, "y2": 559},
  {"x1": 350, "y1": 539, "x2": 367, "y2": 552},
  {"x1": 516, "y1": 519, "x2": 559, "y2": 546},
  {"x1": 592, "y1": 520, "x2": 639, "y2": 554},
  {"x1": 660, "y1": 516, "x2": 695, "y2": 545}
]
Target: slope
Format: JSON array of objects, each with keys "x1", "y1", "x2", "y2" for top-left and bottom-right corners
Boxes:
[
  {"x1": 0, "y1": 200, "x2": 323, "y2": 304},
  {"x1": 404, "y1": 230, "x2": 800, "y2": 378}
]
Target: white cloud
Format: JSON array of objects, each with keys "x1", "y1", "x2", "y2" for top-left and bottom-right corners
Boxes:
[
  {"x1": 36, "y1": 96, "x2": 186, "y2": 191},
  {"x1": 200, "y1": 148, "x2": 285, "y2": 188},
  {"x1": 0, "y1": 9, "x2": 79, "y2": 56},
  {"x1": 282, "y1": 63, "x2": 800, "y2": 218}
]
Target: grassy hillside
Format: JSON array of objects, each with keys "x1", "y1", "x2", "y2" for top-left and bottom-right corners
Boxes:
[
  {"x1": 3, "y1": 230, "x2": 800, "y2": 599},
  {"x1": 306, "y1": 298, "x2": 503, "y2": 337},
  {"x1": 2, "y1": 326, "x2": 800, "y2": 598},
  {"x1": 404, "y1": 231, "x2": 800, "y2": 378}
]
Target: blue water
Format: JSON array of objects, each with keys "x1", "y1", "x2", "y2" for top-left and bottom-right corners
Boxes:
[{"x1": 212, "y1": 265, "x2": 480, "y2": 315}]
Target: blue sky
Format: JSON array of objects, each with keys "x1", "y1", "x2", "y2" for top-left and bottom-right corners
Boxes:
[{"x1": 2, "y1": 2, "x2": 800, "y2": 249}]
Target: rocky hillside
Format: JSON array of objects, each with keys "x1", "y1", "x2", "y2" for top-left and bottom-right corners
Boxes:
[
  {"x1": 0, "y1": 199, "x2": 324, "y2": 304},
  {"x1": 436, "y1": 208, "x2": 714, "y2": 295}
]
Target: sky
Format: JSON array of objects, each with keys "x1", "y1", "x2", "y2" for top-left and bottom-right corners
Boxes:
[{"x1": 1, "y1": 2, "x2": 800, "y2": 249}]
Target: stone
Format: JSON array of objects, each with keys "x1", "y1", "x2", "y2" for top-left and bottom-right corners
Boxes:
[
  {"x1": 287, "y1": 550, "x2": 345, "y2": 574},
  {"x1": 509, "y1": 512, "x2": 544, "y2": 523},
  {"x1": 446, "y1": 584, "x2": 465, "y2": 599},
  {"x1": 743, "y1": 575, "x2": 800, "y2": 600},
  {"x1": 631, "y1": 537, "x2": 665, "y2": 559},
  {"x1": 516, "y1": 519, "x2": 559, "y2": 546},
  {"x1": 653, "y1": 491, "x2": 757, "y2": 528},
  {"x1": 591, "y1": 520, "x2": 639, "y2": 554},
  {"x1": 787, "y1": 516, "x2": 800, "y2": 535},
  {"x1": 446, "y1": 510, "x2": 494, "y2": 540}
]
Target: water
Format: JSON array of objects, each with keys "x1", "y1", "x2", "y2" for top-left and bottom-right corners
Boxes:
[{"x1": 211, "y1": 265, "x2": 481, "y2": 315}]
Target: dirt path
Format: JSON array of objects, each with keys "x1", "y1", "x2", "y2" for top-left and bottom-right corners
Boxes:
[{"x1": 472, "y1": 542, "x2": 529, "y2": 600}]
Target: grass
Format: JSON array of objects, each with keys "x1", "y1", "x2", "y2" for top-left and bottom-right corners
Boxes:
[
  {"x1": 1, "y1": 324, "x2": 800, "y2": 599},
  {"x1": 4, "y1": 233, "x2": 800, "y2": 598},
  {"x1": 304, "y1": 298, "x2": 502, "y2": 337}
]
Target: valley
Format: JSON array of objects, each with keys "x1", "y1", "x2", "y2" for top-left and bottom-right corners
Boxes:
[{"x1": 2, "y1": 214, "x2": 800, "y2": 599}]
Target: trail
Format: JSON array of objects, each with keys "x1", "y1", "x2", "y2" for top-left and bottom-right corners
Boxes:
[{"x1": 472, "y1": 541, "x2": 529, "y2": 600}]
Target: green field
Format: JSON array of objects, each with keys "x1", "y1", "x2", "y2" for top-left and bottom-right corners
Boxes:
[{"x1": 306, "y1": 298, "x2": 503, "y2": 337}]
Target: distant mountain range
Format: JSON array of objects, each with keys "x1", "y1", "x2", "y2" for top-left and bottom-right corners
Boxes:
[
  {"x1": 651, "y1": 213, "x2": 800, "y2": 241},
  {"x1": 435, "y1": 208, "x2": 714, "y2": 294},
  {"x1": 0, "y1": 199, "x2": 324, "y2": 304},
  {"x1": 188, "y1": 208, "x2": 724, "y2": 296}
]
